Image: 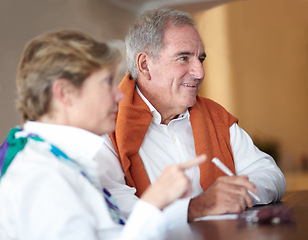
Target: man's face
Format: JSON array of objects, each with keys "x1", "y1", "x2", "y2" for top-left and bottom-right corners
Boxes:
[{"x1": 145, "y1": 24, "x2": 206, "y2": 118}]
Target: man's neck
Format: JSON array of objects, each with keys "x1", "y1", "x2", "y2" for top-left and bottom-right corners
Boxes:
[
  {"x1": 160, "y1": 114, "x2": 180, "y2": 125},
  {"x1": 136, "y1": 85, "x2": 185, "y2": 125}
]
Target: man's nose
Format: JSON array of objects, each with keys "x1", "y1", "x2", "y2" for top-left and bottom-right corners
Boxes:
[{"x1": 190, "y1": 58, "x2": 205, "y2": 80}]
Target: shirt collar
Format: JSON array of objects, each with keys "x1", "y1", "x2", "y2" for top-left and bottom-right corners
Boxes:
[
  {"x1": 136, "y1": 86, "x2": 190, "y2": 124},
  {"x1": 23, "y1": 121, "x2": 104, "y2": 163},
  {"x1": 136, "y1": 86, "x2": 156, "y2": 113}
]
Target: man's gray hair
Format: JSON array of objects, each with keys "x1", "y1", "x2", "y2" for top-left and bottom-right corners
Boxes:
[{"x1": 125, "y1": 8, "x2": 195, "y2": 81}]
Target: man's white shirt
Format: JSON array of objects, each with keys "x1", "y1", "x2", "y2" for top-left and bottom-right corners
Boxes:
[{"x1": 98, "y1": 89, "x2": 286, "y2": 226}]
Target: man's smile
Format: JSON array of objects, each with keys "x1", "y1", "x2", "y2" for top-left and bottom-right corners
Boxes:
[{"x1": 181, "y1": 83, "x2": 197, "y2": 87}]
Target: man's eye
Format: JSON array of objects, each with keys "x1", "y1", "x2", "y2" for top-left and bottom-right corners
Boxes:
[{"x1": 179, "y1": 56, "x2": 188, "y2": 61}]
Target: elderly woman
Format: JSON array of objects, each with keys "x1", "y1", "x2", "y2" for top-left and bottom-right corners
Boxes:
[{"x1": 0, "y1": 30, "x2": 205, "y2": 240}]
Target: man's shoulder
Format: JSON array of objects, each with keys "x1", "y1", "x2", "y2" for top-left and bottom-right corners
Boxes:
[
  {"x1": 193, "y1": 96, "x2": 238, "y2": 125},
  {"x1": 118, "y1": 73, "x2": 135, "y2": 93}
]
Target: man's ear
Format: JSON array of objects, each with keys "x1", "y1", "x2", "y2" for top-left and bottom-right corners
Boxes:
[
  {"x1": 52, "y1": 78, "x2": 75, "y2": 105},
  {"x1": 136, "y1": 52, "x2": 151, "y2": 80}
]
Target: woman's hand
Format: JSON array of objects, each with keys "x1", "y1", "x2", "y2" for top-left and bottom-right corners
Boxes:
[{"x1": 140, "y1": 154, "x2": 206, "y2": 210}]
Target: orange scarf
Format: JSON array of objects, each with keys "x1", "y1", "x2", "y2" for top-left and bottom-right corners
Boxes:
[{"x1": 110, "y1": 74, "x2": 238, "y2": 197}]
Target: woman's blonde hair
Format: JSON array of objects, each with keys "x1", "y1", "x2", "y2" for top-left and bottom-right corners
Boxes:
[{"x1": 16, "y1": 30, "x2": 120, "y2": 122}]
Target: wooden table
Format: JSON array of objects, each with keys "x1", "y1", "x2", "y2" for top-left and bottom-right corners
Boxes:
[{"x1": 165, "y1": 190, "x2": 308, "y2": 240}]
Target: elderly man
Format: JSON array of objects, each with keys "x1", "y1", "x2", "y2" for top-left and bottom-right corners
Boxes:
[{"x1": 98, "y1": 8, "x2": 286, "y2": 223}]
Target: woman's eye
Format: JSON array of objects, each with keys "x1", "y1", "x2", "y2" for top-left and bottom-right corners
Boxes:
[{"x1": 106, "y1": 77, "x2": 113, "y2": 85}]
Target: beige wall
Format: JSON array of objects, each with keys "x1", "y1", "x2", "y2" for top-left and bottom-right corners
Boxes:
[
  {"x1": 196, "y1": 0, "x2": 308, "y2": 171},
  {"x1": 0, "y1": 0, "x2": 134, "y2": 142}
]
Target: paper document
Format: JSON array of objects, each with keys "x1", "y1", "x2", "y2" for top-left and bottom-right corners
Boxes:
[
  {"x1": 194, "y1": 210, "x2": 259, "y2": 222},
  {"x1": 194, "y1": 214, "x2": 238, "y2": 221}
]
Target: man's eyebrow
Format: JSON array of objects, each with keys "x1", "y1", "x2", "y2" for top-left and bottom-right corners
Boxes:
[
  {"x1": 174, "y1": 51, "x2": 207, "y2": 58},
  {"x1": 175, "y1": 51, "x2": 194, "y2": 57}
]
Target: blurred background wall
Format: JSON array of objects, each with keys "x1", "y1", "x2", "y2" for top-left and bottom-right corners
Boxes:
[
  {"x1": 1, "y1": 0, "x2": 307, "y2": 189},
  {"x1": 195, "y1": 0, "x2": 308, "y2": 175}
]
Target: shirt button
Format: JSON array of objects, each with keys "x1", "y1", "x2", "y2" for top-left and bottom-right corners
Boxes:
[
  {"x1": 154, "y1": 113, "x2": 159, "y2": 118},
  {"x1": 172, "y1": 137, "x2": 176, "y2": 142}
]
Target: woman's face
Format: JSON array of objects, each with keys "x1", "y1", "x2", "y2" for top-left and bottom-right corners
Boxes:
[{"x1": 68, "y1": 66, "x2": 124, "y2": 135}]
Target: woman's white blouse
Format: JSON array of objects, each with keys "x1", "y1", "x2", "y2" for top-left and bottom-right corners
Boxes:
[{"x1": 0, "y1": 121, "x2": 168, "y2": 240}]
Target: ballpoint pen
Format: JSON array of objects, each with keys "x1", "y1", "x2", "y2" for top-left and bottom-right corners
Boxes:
[{"x1": 212, "y1": 157, "x2": 261, "y2": 202}]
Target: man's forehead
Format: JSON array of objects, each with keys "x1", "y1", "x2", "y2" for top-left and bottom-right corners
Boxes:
[
  {"x1": 163, "y1": 25, "x2": 203, "y2": 44},
  {"x1": 156, "y1": 24, "x2": 204, "y2": 58}
]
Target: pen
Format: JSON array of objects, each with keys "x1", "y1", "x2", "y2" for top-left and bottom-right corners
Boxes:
[{"x1": 211, "y1": 157, "x2": 261, "y2": 202}]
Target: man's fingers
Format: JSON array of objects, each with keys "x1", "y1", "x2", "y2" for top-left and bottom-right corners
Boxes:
[
  {"x1": 178, "y1": 154, "x2": 206, "y2": 170},
  {"x1": 218, "y1": 175, "x2": 258, "y2": 192}
]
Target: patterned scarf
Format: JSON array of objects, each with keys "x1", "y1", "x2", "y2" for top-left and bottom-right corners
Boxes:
[{"x1": 0, "y1": 127, "x2": 125, "y2": 225}]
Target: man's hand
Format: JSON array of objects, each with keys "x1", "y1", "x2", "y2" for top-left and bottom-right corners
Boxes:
[{"x1": 187, "y1": 175, "x2": 258, "y2": 222}]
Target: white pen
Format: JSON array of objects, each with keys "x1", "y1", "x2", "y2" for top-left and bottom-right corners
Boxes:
[{"x1": 212, "y1": 157, "x2": 260, "y2": 202}]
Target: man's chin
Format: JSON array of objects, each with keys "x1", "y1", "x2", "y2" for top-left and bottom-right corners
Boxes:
[{"x1": 182, "y1": 97, "x2": 197, "y2": 108}]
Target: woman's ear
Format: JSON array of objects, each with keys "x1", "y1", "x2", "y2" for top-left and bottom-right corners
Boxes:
[
  {"x1": 52, "y1": 78, "x2": 76, "y2": 106},
  {"x1": 136, "y1": 52, "x2": 151, "y2": 80}
]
